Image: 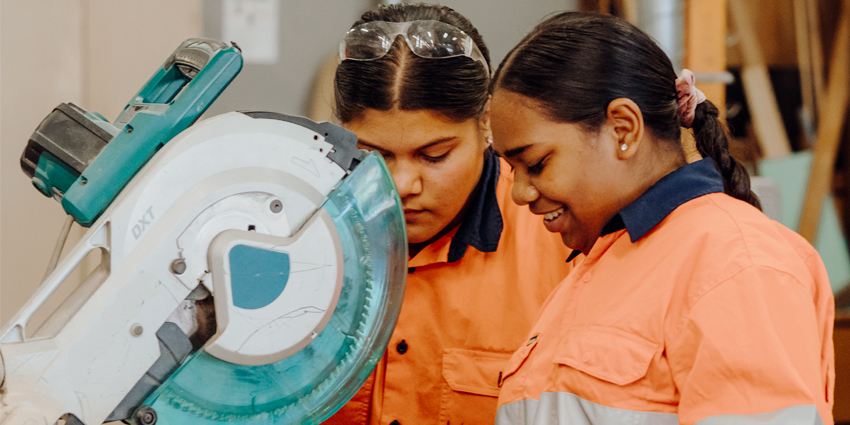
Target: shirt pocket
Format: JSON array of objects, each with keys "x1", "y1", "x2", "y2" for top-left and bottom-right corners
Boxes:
[
  {"x1": 553, "y1": 326, "x2": 657, "y2": 386},
  {"x1": 439, "y1": 348, "x2": 513, "y2": 424},
  {"x1": 500, "y1": 333, "x2": 539, "y2": 387}
]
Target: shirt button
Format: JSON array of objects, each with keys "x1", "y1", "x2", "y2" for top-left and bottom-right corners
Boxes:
[
  {"x1": 582, "y1": 352, "x2": 591, "y2": 362},
  {"x1": 408, "y1": 267, "x2": 416, "y2": 273},
  {"x1": 582, "y1": 272, "x2": 592, "y2": 282},
  {"x1": 390, "y1": 421, "x2": 401, "y2": 425},
  {"x1": 396, "y1": 340, "x2": 408, "y2": 354}
]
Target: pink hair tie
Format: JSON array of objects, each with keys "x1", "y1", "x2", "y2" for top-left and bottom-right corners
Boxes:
[{"x1": 675, "y1": 69, "x2": 706, "y2": 128}]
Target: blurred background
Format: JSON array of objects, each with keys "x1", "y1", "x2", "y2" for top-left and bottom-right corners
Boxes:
[{"x1": 2, "y1": 0, "x2": 850, "y2": 420}]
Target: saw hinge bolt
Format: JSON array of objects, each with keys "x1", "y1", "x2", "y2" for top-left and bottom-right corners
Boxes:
[
  {"x1": 171, "y1": 258, "x2": 187, "y2": 275},
  {"x1": 130, "y1": 323, "x2": 144, "y2": 337},
  {"x1": 134, "y1": 406, "x2": 157, "y2": 425},
  {"x1": 270, "y1": 199, "x2": 283, "y2": 213}
]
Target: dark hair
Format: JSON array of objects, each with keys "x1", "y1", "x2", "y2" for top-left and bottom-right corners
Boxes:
[
  {"x1": 334, "y1": 3, "x2": 491, "y2": 124},
  {"x1": 493, "y1": 12, "x2": 761, "y2": 209}
]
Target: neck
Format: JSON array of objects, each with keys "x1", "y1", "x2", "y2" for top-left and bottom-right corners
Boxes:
[{"x1": 580, "y1": 143, "x2": 686, "y2": 255}]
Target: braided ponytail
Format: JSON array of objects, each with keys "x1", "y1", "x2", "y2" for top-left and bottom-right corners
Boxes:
[{"x1": 692, "y1": 100, "x2": 762, "y2": 210}]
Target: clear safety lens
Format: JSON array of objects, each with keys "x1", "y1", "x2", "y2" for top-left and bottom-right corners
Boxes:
[
  {"x1": 341, "y1": 21, "x2": 396, "y2": 60},
  {"x1": 339, "y1": 20, "x2": 489, "y2": 74},
  {"x1": 406, "y1": 20, "x2": 469, "y2": 58}
]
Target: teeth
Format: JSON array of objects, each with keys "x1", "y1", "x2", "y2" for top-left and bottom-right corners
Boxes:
[{"x1": 544, "y1": 207, "x2": 565, "y2": 221}]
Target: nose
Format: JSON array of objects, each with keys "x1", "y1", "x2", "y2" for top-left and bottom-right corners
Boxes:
[
  {"x1": 511, "y1": 170, "x2": 539, "y2": 206},
  {"x1": 390, "y1": 162, "x2": 423, "y2": 199}
]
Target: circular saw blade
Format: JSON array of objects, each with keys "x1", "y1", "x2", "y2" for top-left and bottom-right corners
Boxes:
[{"x1": 140, "y1": 153, "x2": 407, "y2": 424}]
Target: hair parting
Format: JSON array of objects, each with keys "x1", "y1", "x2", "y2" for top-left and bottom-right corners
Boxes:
[{"x1": 334, "y1": 3, "x2": 491, "y2": 124}]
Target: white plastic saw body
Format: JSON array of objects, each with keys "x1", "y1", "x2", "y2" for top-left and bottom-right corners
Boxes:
[{"x1": 0, "y1": 111, "x2": 407, "y2": 425}]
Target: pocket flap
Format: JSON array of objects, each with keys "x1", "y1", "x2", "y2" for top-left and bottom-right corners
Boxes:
[
  {"x1": 500, "y1": 333, "x2": 540, "y2": 387},
  {"x1": 442, "y1": 348, "x2": 513, "y2": 397},
  {"x1": 554, "y1": 327, "x2": 657, "y2": 386}
]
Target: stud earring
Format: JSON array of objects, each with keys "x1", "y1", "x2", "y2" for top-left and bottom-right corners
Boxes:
[
  {"x1": 620, "y1": 143, "x2": 628, "y2": 151},
  {"x1": 487, "y1": 137, "x2": 493, "y2": 144}
]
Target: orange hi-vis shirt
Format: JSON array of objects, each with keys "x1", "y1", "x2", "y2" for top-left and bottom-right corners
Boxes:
[
  {"x1": 496, "y1": 158, "x2": 835, "y2": 425},
  {"x1": 324, "y1": 151, "x2": 574, "y2": 425}
]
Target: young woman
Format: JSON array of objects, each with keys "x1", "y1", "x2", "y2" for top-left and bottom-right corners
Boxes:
[
  {"x1": 323, "y1": 4, "x2": 574, "y2": 425},
  {"x1": 489, "y1": 12, "x2": 834, "y2": 425}
]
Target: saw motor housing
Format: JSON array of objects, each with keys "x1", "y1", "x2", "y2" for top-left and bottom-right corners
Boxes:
[{"x1": 20, "y1": 39, "x2": 242, "y2": 227}]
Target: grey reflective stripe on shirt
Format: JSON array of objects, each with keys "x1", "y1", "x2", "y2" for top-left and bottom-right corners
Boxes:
[
  {"x1": 495, "y1": 392, "x2": 677, "y2": 425},
  {"x1": 496, "y1": 393, "x2": 822, "y2": 425},
  {"x1": 694, "y1": 404, "x2": 824, "y2": 425}
]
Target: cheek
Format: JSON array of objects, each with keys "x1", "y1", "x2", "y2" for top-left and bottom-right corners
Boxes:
[
  {"x1": 425, "y1": 152, "x2": 483, "y2": 209},
  {"x1": 537, "y1": 165, "x2": 592, "y2": 213}
]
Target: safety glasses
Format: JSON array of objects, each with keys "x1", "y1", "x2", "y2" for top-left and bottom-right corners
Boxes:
[{"x1": 339, "y1": 20, "x2": 489, "y2": 75}]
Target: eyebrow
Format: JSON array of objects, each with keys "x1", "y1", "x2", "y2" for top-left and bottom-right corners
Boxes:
[
  {"x1": 503, "y1": 145, "x2": 531, "y2": 158},
  {"x1": 357, "y1": 136, "x2": 459, "y2": 151},
  {"x1": 356, "y1": 139, "x2": 388, "y2": 151}
]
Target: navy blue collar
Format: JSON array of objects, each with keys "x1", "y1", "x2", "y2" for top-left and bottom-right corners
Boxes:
[
  {"x1": 567, "y1": 158, "x2": 724, "y2": 261},
  {"x1": 447, "y1": 148, "x2": 503, "y2": 263}
]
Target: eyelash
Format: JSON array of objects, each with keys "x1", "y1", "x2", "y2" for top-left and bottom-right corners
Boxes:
[
  {"x1": 422, "y1": 152, "x2": 449, "y2": 163},
  {"x1": 527, "y1": 157, "x2": 546, "y2": 175}
]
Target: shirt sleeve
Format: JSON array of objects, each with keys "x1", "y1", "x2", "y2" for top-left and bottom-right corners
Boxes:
[{"x1": 667, "y1": 265, "x2": 833, "y2": 425}]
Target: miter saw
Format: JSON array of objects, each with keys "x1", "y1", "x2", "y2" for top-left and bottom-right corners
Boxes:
[{"x1": 0, "y1": 38, "x2": 407, "y2": 425}]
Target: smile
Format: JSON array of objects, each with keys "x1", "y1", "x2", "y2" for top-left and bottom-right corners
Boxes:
[{"x1": 543, "y1": 207, "x2": 565, "y2": 222}]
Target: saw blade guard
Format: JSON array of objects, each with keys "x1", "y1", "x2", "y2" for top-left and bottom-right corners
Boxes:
[{"x1": 139, "y1": 152, "x2": 407, "y2": 424}]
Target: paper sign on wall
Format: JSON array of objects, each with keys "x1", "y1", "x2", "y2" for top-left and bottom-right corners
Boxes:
[{"x1": 222, "y1": 0, "x2": 279, "y2": 64}]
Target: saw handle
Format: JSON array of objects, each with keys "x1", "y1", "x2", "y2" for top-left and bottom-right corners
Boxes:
[{"x1": 0, "y1": 223, "x2": 109, "y2": 344}]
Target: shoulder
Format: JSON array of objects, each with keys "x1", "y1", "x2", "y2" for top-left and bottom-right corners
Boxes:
[
  {"x1": 657, "y1": 193, "x2": 810, "y2": 269},
  {"x1": 657, "y1": 192, "x2": 828, "y2": 312}
]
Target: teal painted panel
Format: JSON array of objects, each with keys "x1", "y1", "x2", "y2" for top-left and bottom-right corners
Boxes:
[
  {"x1": 759, "y1": 151, "x2": 850, "y2": 293},
  {"x1": 229, "y1": 244, "x2": 290, "y2": 310}
]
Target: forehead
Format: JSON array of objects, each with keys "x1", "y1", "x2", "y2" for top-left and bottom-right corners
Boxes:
[
  {"x1": 490, "y1": 91, "x2": 552, "y2": 152},
  {"x1": 343, "y1": 108, "x2": 478, "y2": 150},
  {"x1": 490, "y1": 90, "x2": 593, "y2": 156}
]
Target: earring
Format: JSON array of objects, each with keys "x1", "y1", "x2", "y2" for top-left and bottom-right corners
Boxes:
[
  {"x1": 620, "y1": 143, "x2": 628, "y2": 151},
  {"x1": 487, "y1": 137, "x2": 493, "y2": 144}
]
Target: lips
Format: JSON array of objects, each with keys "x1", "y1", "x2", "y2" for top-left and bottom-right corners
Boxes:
[
  {"x1": 538, "y1": 206, "x2": 567, "y2": 233},
  {"x1": 543, "y1": 207, "x2": 565, "y2": 222},
  {"x1": 403, "y1": 209, "x2": 425, "y2": 220}
]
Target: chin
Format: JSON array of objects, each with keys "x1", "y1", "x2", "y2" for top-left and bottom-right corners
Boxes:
[
  {"x1": 560, "y1": 233, "x2": 585, "y2": 252},
  {"x1": 406, "y1": 228, "x2": 436, "y2": 245}
]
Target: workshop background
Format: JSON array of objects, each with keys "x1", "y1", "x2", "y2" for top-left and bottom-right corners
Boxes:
[{"x1": 2, "y1": 0, "x2": 850, "y2": 421}]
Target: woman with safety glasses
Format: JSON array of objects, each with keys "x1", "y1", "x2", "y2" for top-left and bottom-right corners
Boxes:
[
  {"x1": 322, "y1": 4, "x2": 573, "y2": 425},
  {"x1": 489, "y1": 12, "x2": 834, "y2": 425}
]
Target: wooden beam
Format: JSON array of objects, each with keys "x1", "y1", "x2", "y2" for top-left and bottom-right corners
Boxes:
[
  {"x1": 794, "y1": 0, "x2": 817, "y2": 145},
  {"x1": 807, "y1": 0, "x2": 826, "y2": 110},
  {"x1": 615, "y1": 0, "x2": 638, "y2": 24},
  {"x1": 729, "y1": 0, "x2": 793, "y2": 158},
  {"x1": 798, "y1": 0, "x2": 850, "y2": 243},
  {"x1": 683, "y1": 0, "x2": 726, "y2": 110}
]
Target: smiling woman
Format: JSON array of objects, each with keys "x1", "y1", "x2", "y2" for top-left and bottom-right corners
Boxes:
[
  {"x1": 322, "y1": 3, "x2": 574, "y2": 425},
  {"x1": 489, "y1": 12, "x2": 834, "y2": 425}
]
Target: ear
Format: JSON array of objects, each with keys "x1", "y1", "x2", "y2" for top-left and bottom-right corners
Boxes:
[
  {"x1": 606, "y1": 98, "x2": 644, "y2": 160},
  {"x1": 479, "y1": 97, "x2": 493, "y2": 143}
]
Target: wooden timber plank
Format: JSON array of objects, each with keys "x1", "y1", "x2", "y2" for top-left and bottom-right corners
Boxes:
[
  {"x1": 795, "y1": 0, "x2": 817, "y2": 144},
  {"x1": 798, "y1": 0, "x2": 850, "y2": 243},
  {"x1": 683, "y1": 0, "x2": 726, "y2": 109},
  {"x1": 729, "y1": 0, "x2": 793, "y2": 158}
]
